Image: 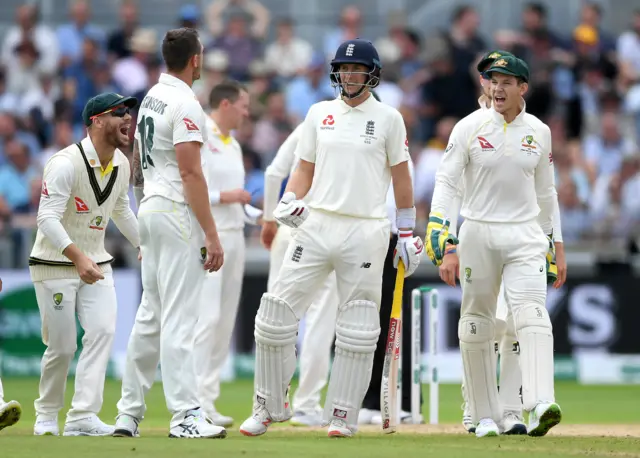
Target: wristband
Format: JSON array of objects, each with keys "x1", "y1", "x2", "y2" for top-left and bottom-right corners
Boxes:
[
  {"x1": 396, "y1": 207, "x2": 416, "y2": 230},
  {"x1": 209, "y1": 190, "x2": 221, "y2": 205},
  {"x1": 398, "y1": 229, "x2": 413, "y2": 238}
]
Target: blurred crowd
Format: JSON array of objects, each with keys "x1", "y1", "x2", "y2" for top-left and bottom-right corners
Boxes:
[{"x1": 1, "y1": 0, "x2": 640, "y2": 268}]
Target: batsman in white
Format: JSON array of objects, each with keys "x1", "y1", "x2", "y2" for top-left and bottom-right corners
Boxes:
[
  {"x1": 439, "y1": 50, "x2": 567, "y2": 435},
  {"x1": 239, "y1": 38, "x2": 423, "y2": 438},
  {"x1": 113, "y1": 28, "x2": 226, "y2": 439},
  {"x1": 0, "y1": 277, "x2": 22, "y2": 433},
  {"x1": 427, "y1": 55, "x2": 562, "y2": 438},
  {"x1": 261, "y1": 122, "x2": 339, "y2": 427},
  {"x1": 194, "y1": 80, "x2": 261, "y2": 427},
  {"x1": 29, "y1": 92, "x2": 140, "y2": 436}
]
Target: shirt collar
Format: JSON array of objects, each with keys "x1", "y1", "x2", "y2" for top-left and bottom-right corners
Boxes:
[
  {"x1": 158, "y1": 73, "x2": 196, "y2": 96},
  {"x1": 81, "y1": 136, "x2": 123, "y2": 169},
  {"x1": 489, "y1": 99, "x2": 527, "y2": 125},
  {"x1": 477, "y1": 95, "x2": 491, "y2": 110},
  {"x1": 208, "y1": 116, "x2": 233, "y2": 145},
  {"x1": 337, "y1": 93, "x2": 377, "y2": 114}
]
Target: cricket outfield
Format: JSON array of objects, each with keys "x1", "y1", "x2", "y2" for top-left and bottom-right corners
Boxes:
[{"x1": 1, "y1": 378, "x2": 638, "y2": 458}]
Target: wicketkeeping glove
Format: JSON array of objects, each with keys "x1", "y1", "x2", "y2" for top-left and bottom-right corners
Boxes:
[
  {"x1": 546, "y1": 232, "x2": 557, "y2": 285},
  {"x1": 273, "y1": 192, "x2": 309, "y2": 228},
  {"x1": 425, "y1": 212, "x2": 459, "y2": 267}
]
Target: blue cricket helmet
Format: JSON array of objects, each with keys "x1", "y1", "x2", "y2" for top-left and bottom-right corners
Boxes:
[{"x1": 330, "y1": 38, "x2": 382, "y2": 99}]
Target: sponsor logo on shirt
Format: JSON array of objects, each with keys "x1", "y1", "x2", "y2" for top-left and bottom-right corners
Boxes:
[
  {"x1": 41, "y1": 181, "x2": 49, "y2": 198},
  {"x1": 183, "y1": 118, "x2": 199, "y2": 131},
  {"x1": 321, "y1": 115, "x2": 335, "y2": 130},
  {"x1": 75, "y1": 197, "x2": 90, "y2": 213},
  {"x1": 477, "y1": 136, "x2": 495, "y2": 151}
]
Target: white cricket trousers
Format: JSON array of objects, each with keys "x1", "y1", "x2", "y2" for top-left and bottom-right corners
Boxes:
[
  {"x1": 0, "y1": 377, "x2": 4, "y2": 402},
  {"x1": 458, "y1": 219, "x2": 550, "y2": 421},
  {"x1": 194, "y1": 229, "x2": 245, "y2": 414},
  {"x1": 117, "y1": 196, "x2": 206, "y2": 428},
  {"x1": 268, "y1": 224, "x2": 339, "y2": 413},
  {"x1": 33, "y1": 273, "x2": 116, "y2": 421}
]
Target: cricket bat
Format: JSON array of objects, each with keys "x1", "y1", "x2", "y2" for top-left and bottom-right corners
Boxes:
[{"x1": 381, "y1": 260, "x2": 405, "y2": 434}]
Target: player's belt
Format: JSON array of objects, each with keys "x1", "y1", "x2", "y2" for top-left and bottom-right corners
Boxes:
[{"x1": 28, "y1": 257, "x2": 114, "y2": 267}]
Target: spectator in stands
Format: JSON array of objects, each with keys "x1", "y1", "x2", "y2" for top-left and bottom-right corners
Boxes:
[
  {"x1": 209, "y1": 13, "x2": 262, "y2": 81},
  {"x1": 207, "y1": 0, "x2": 270, "y2": 41},
  {"x1": 196, "y1": 50, "x2": 229, "y2": 108},
  {"x1": 264, "y1": 17, "x2": 313, "y2": 80},
  {"x1": 578, "y1": 2, "x2": 617, "y2": 54},
  {"x1": 6, "y1": 39, "x2": 42, "y2": 97},
  {"x1": 557, "y1": 180, "x2": 591, "y2": 244},
  {"x1": 554, "y1": 140, "x2": 591, "y2": 205},
  {"x1": 21, "y1": 71, "x2": 60, "y2": 128},
  {"x1": 251, "y1": 91, "x2": 293, "y2": 158},
  {"x1": 112, "y1": 28, "x2": 158, "y2": 95},
  {"x1": 323, "y1": 5, "x2": 362, "y2": 60},
  {"x1": 618, "y1": 10, "x2": 640, "y2": 141},
  {"x1": 243, "y1": 147, "x2": 265, "y2": 208},
  {"x1": 107, "y1": 0, "x2": 139, "y2": 61},
  {"x1": 0, "y1": 113, "x2": 40, "y2": 164},
  {"x1": 285, "y1": 53, "x2": 333, "y2": 124},
  {"x1": 373, "y1": 11, "x2": 406, "y2": 67},
  {"x1": 40, "y1": 120, "x2": 74, "y2": 168},
  {"x1": 246, "y1": 60, "x2": 278, "y2": 117},
  {"x1": 0, "y1": 71, "x2": 19, "y2": 115},
  {"x1": 56, "y1": 0, "x2": 105, "y2": 68},
  {"x1": 1, "y1": 4, "x2": 59, "y2": 76},
  {"x1": 583, "y1": 111, "x2": 637, "y2": 182},
  {"x1": 0, "y1": 140, "x2": 40, "y2": 215}
]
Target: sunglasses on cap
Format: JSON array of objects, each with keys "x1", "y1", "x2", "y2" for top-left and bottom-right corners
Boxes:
[{"x1": 90, "y1": 105, "x2": 131, "y2": 122}]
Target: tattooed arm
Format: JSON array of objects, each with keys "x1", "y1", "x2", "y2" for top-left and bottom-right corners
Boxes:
[{"x1": 132, "y1": 139, "x2": 144, "y2": 209}]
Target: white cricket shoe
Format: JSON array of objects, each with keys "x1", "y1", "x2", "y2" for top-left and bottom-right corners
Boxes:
[
  {"x1": 63, "y1": 415, "x2": 115, "y2": 436},
  {"x1": 327, "y1": 419, "x2": 355, "y2": 438},
  {"x1": 527, "y1": 402, "x2": 562, "y2": 437},
  {"x1": 462, "y1": 402, "x2": 475, "y2": 433},
  {"x1": 34, "y1": 417, "x2": 59, "y2": 436},
  {"x1": 370, "y1": 410, "x2": 413, "y2": 425},
  {"x1": 239, "y1": 405, "x2": 274, "y2": 437},
  {"x1": 290, "y1": 409, "x2": 323, "y2": 426},
  {"x1": 502, "y1": 411, "x2": 527, "y2": 435},
  {"x1": 205, "y1": 410, "x2": 234, "y2": 428},
  {"x1": 169, "y1": 409, "x2": 227, "y2": 439},
  {"x1": 0, "y1": 400, "x2": 22, "y2": 431},
  {"x1": 475, "y1": 418, "x2": 500, "y2": 437},
  {"x1": 113, "y1": 414, "x2": 140, "y2": 437},
  {"x1": 357, "y1": 408, "x2": 379, "y2": 425}
]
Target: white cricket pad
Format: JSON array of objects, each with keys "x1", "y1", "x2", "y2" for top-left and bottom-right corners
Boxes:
[
  {"x1": 498, "y1": 333, "x2": 522, "y2": 414},
  {"x1": 323, "y1": 300, "x2": 380, "y2": 427},
  {"x1": 458, "y1": 315, "x2": 501, "y2": 423},
  {"x1": 254, "y1": 293, "x2": 299, "y2": 421},
  {"x1": 514, "y1": 305, "x2": 554, "y2": 411}
]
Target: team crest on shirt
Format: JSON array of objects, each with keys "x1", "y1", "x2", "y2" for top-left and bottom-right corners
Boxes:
[
  {"x1": 360, "y1": 120, "x2": 377, "y2": 144},
  {"x1": 89, "y1": 215, "x2": 104, "y2": 231},
  {"x1": 520, "y1": 134, "x2": 540, "y2": 155}
]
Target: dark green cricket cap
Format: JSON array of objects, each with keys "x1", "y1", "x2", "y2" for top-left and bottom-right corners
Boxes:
[
  {"x1": 476, "y1": 49, "x2": 515, "y2": 73},
  {"x1": 82, "y1": 92, "x2": 138, "y2": 126},
  {"x1": 486, "y1": 55, "x2": 530, "y2": 82}
]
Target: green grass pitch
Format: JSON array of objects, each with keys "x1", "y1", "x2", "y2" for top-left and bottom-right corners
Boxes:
[{"x1": 1, "y1": 378, "x2": 639, "y2": 457}]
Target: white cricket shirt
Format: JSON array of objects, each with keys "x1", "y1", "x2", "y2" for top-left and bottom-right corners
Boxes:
[
  {"x1": 431, "y1": 104, "x2": 556, "y2": 234},
  {"x1": 202, "y1": 116, "x2": 245, "y2": 230},
  {"x1": 135, "y1": 73, "x2": 208, "y2": 204},
  {"x1": 297, "y1": 95, "x2": 410, "y2": 219},
  {"x1": 29, "y1": 136, "x2": 140, "y2": 281},
  {"x1": 263, "y1": 123, "x2": 302, "y2": 221}
]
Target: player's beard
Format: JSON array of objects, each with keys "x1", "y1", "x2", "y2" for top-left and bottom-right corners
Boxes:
[
  {"x1": 192, "y1": 65, "x2": 201, "y2": 82},
  {"x1": 107, "y1": 122, "x2": 130, "y2": 149}
]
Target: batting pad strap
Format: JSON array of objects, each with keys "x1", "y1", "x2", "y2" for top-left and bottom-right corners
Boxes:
[
  {"x1": 254, "y1": 293, "x2": 299, "y2": 421},
  {"x1": 324, "y1": 300, "x2": 380, "y2": 428},
  {"x1": 458, "y1": 315, "x2": 501, "y2": 424},
  {"x1": 396, "y1": 207, "x2": 416, "y2": 230}
]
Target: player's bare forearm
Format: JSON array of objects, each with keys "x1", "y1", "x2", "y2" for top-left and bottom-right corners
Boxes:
[
  {"x1": 132, "y1": 140, "x2": 144, "y2": 188},
  {"x1": 62, "y1": 243, "x2": 85, "y2": 264},
  {"x1": 284, "y1": 159, "x2": 314, "y2": 199},
  {"x1": 391, "y1": 161, "x2": 414, "y2": 230},
  {"x1": 176, "y1": 142, "x2": 218, "y2": 237}
]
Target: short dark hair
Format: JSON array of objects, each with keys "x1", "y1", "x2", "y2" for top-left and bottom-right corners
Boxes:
[
  {"x1": 209, "y1": 80, "x2": 247, "y2": 108},
  {"x1": 452, "y1": 5, "x2": 474, "y2": 23},
  {"x1": 161, "y1": 27, "x2": 200, "y2": 72},
  {"x1": 526, "y1": 2, "x2": 546, "y2": 18}
]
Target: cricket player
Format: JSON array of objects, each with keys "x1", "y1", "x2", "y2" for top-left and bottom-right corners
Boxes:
[
  {"x1": 443, "y1": 50, "x2": 567, "y2": 435},
  {"x1": 113, "y1": 28, "x2": 226, "y2": 439},
  {"x1": 427, "y1": 55, "x2": 562, "y2": 437},
  {"x1": 194, "y1": 80, "x2": 260, "y2": 427},
  {"x1": 239, "y1": 38, "x2": 423, "y2": 438},
  {"x1": 29, "y1": 92, "x2": 140, "y2": 436},
  {"x1": 261, "y1": 122, "x2": 339, "y2": 427},
  {"x1": 0, "y1": 277, "x2": 22, "y2": 433}
]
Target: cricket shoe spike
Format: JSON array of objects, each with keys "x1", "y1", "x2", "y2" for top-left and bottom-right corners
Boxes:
[
  {"x1": 502, "y1": 411, "x2": 527, "y2": 435},
  {"x1": 527, "y1": 402, "x2": 562, "y2": 437},
  {"x1": 327, "y1": 419, "x2": 356, "y2": 438},
  {"x1": 113, "y1": 414, "x2": 140, "y2": 437},
  {"x1": 63, "y1": 415, "x2": 115, "y2": 436},
  {"x1": 461, "y1": 402, "x2": 475, "y2": 433},
  {"x1": 0, "y1": 400, "x2": 21, "y2": 431},
  {"x1": 169, "y1": 409, "x2": 227, "y2": 438},
  {"x1": 475, "y1": 418, "x2": 500, "y2": 437},
  {"x1": 34, "y1": 417, "x2": 59, "y2": 436}
]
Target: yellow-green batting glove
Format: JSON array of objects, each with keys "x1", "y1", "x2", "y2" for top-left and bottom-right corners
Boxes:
[
  {"x1": 425, "y1": 212, "x2": 459, "y2": 267},
  {"x1": 546, "y1": 232, "x2": 557, "y2": 285}
]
